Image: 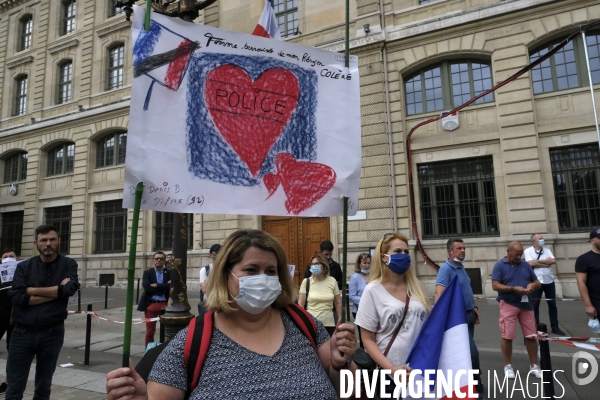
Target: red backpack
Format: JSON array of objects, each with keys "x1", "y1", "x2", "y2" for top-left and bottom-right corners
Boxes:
[{"x1": 183, "y1": 303, "x2": 317, "y2": 396}]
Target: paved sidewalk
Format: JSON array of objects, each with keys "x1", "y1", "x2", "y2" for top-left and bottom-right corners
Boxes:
[{"x1": 0, "y1": 287, "x2": 598, "y2": 399}]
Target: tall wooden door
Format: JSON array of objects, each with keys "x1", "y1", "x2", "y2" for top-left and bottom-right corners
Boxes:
[{"x1": 262, "y1": 216, "x2": 330, "y2": 287}]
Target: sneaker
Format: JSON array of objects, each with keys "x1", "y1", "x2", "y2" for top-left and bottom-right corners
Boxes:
[
  {"x1": 530, "y1": 364, "x2": 542, "y2": 378},
  {"x1": 0, "y1": 382, "x2": 7, "y2": 394},
  {"x1": 504, "y1": 364, "x2": 515, "y2": 379},
  {"x1": 551, "y1": 326, "x2": 565, "y2": 335}
]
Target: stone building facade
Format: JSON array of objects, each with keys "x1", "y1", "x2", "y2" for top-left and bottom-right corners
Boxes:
[{"x1": 0, "y1": 0, "x2": 598, "y2": 296}]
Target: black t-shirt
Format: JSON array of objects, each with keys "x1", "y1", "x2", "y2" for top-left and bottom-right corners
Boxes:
[{"x1": 575, "y1": 250, "x2": 600, "y2": 306}]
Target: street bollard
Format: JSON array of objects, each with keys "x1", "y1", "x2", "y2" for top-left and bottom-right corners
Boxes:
[
  {"x1": 159, "y1": 308, "x2": 166, "y2": 343},
  {"x1": 84, "y1": 304, "x2": 92, "y2": 365},
  {"x1": 537, "y1": 323, "x2": 555, "y2": 399},
  {"x1": 77, "y1": 284, "x2": 81, "y2": 312},
  {"x1": 104, "y1": 283, "x2": 109, "y2": 309},
  {"x1": 136, "y1": 278, "x2": 140, "y2": 305}
]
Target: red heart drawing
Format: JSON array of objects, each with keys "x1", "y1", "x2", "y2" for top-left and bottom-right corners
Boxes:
[
  {"x1": 204, "y1": 65, "x2": 299, "y2": 177},
  {"x1": 264, "y1": 153, "x2": 337, "y2": 214}
]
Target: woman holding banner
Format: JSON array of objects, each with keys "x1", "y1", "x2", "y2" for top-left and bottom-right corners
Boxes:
[
  {"x1": 106, "y1": 229, "x2": 356, "y2": 400},
  {"x1": 298, "y1": 253, "x2": 342, "y2": 337},
  {"x1": 354, "y1": 233, "x2": 431, "y2": 395}
]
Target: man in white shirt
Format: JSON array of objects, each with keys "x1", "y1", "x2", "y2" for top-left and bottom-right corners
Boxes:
[
  {"x1": 524, "y1": 233, "x2": 564, "y2": 335},
  {"x1": 199, "y1": 244, "x2": 220, "y2": 304}
]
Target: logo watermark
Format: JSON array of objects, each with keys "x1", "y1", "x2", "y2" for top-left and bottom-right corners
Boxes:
[{"x1": 572, "y1": 351, "x2": 598, "y2": 386}]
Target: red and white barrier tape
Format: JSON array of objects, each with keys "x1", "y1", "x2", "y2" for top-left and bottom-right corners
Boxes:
[
  {"x1": 67, "y1": 310, "x2": 160, "y2": 324},
  {"x1": 526, "y1": 332, "x2": 600, "y2": 352},
  {"x1": 474, "y1": 296, "x2": 582, "y2": 301}
]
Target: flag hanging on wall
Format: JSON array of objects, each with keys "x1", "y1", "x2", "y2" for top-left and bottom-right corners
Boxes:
[{"x1": 252, "y1": 0, "x2": 281, "y2": 40}]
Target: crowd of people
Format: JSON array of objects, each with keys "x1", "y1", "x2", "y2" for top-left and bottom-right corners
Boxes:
[{"x1": 0, "y1": 225, "x2": 597, "y2": 399}]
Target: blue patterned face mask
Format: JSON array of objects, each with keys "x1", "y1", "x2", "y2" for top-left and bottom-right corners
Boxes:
[{"x1": 385, "y1": 253, "x2": 411, "y2": 275}]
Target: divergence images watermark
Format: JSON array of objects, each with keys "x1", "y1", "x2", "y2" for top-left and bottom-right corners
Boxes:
[{"x1": 340, "y1": 355, "x2": 599, "y2": 400}]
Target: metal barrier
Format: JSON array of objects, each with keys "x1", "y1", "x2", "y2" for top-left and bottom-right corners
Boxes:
[
  {"x1": 84, "y1": 304, "x2": 92, "y2": 365},
  {"x1": 537, "y1": 323, "x2": 555, "y2": 399}
]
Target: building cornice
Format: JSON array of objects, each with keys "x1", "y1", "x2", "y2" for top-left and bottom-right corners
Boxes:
[
  {"x1": 6, "y1": 54, "x2": 33, "y2": 69},
  {"x1": 48, "y1": 38, "x2": 79, "y2": 55},
  {"x1": 0, "y1": 0, "x2": 26, "y2": 13},
  {"x1": 322, "y1": 0, "x2": 560, "y2": 53},
  {"x1": 96, "y1": 19, "x2": 132, "y2": 38},
  {"x1": 386, "y1": 0, "x2": 559, "y2": 43},
  {"x1": 0, "y1": 100, "x2": 131, "y2": 139},
  {"x1": 322, "y1": 30, "x2": 385, "y2": 53}
]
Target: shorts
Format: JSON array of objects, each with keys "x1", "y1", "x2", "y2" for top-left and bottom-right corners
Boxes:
[{"x1": 498, "y1": 300, "x2": 537, "y2": 340}]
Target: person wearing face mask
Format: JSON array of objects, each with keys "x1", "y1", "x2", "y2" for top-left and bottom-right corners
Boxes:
[
  {"x1": 106, "y1": 229, "x2": 357, "y2": 400},
  {"x1": 298, "y1": 254, "x2": 342, "y2": 336},
  {"x1": 349, "y1": 253, "x2": 370, "y2": 347},
  {"x1": 523, "y1": 233, "x2": 564, "y2": 335},
  {"x1": 354, "y1": 233, "x2": 431, "y2": 396},
  {"x1": 434, "y1": 238, "x2": 484, "y2": 397}
]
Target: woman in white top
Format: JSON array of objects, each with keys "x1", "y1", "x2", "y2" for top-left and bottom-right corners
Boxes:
[
  {"x1": 354, "y1": 233, "x2": 431, "y2": 386},
  {"x1": 299, "y1": 254, "x2": 341, "y2": 336}
]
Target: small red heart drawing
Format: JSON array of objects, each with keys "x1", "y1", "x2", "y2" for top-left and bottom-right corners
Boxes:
[
  {"x1": 264, "y1": 153, "x2": 337, "y2": 215},
  {"x1": 205, "y1": 65, "x2": 299, "y2": 177}
]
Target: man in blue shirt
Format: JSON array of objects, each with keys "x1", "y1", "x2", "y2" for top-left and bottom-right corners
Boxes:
[
  {"x1": 492, "y1": 241, "x2": 541, "y2": 380},
  {"x1": 137, "y1": 252, "x2": 171, "y2": 347},
  {"x1": 435, "y1": 238, "x2": 483, "y2": 396}
]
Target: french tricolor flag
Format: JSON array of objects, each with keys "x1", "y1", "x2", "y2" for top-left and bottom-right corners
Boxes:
[
  {"x1": 405, "y1": 276, "x2": 478, "y2": 399},
  {"x1": 252, "y1": 0, "x2": 282, "y2": 40}
]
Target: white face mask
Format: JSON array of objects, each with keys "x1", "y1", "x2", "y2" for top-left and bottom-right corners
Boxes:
[
  {"x1": 453, "y1": 257, "x2": 465, "y2": 264},
  {"x1": 231, "y1": 272, "x2": 282, "y2": 315}
]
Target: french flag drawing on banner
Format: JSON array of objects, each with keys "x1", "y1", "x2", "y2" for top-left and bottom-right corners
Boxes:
[
  {"x1": 405, "y1": 276, "x2": 478, "y2": 399},
  {"x1": 252, "y1": 0, "x2": 282, "y2": 40}
]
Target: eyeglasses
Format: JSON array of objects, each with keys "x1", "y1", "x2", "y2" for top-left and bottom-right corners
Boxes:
[{"x1": 154, "y1": 258, "x2": 165, "y2": 261}]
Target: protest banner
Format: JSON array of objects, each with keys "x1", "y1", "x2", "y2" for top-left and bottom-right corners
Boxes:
[
  {"x1": 123, "y1": 6, "x2": 361, "y2": 217},
  {"x1": 0, "y1": 259, "x2": 18, "y2": 284}
]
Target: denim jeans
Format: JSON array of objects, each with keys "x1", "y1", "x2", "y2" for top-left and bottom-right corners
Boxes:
[
  {"x1": 5, "y1": 324, "x2": 65, "y2": 400},
  {"x1": 466, "y1": 309, "x2": 484, "y2": 394},
  {"x1": 531, "y1": 282, "x2": 558, "y2": 328}
]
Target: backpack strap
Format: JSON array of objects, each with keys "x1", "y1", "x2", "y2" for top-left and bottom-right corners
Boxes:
[
  {"x1": 303, "y1": 277, "x2": 310, "y2": 309},
  {"x1": 284, "y1": 303, "x2": 317, "y2": 351},
  {"x1": 183, "y1": 310, "x2": 214, "y2": 397}
]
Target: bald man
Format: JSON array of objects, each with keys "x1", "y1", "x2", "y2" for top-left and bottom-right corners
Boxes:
[{"x1": 492, "y1": 241, "x2": 541, "y2": 380}]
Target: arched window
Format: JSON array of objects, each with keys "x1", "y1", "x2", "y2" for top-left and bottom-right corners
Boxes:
[
  {"x1": 61, "y1": 0, "x2": 76, "y2": 35},
  {"x1": 97, "y1": 131, "x2": 127, "y2": 168},
  {"x1": 3, "y1": 152, "x2": 28, "y2": 183},
  {"x1": 47, "y1": 143, "x2": 75, "y2": 176},
  {"x1": 58, "y1": 61, "x2": 73, "y2": 104},
  {"x1": 529, "y1": 31, "x2": 600, "y2": 94},
  {"x1": 585, "y1": 32, "x2": 600, "y2": 85},
  {"x1": 405, "y1": 60, "x2": 494, "y2": 116},
  {"x1": 14, "y1": 75, "x2": 28, "y2": 116},
  {"x1": 18, "y1": 15, "x2": 33, "y2": 51},
  {"x1": 107, "y1": 44, "x2": 125, "y2": 90}
]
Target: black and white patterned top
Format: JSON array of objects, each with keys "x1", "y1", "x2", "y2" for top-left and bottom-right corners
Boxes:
[{"x1": 148, "y1": 309, "x2": 337, "y2": 399}]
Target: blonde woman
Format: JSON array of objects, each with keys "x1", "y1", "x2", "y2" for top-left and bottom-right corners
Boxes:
[
  {"x1": 354, "y1": 233, "x2": 431, "y2": 393},
  {"x1": 106, "y1": 230, "x2": 356, "y2": 400},
  {"x1": 299, "y1": 253, "x2": 342, "y2": 336}
]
